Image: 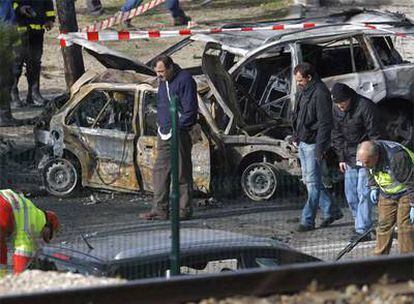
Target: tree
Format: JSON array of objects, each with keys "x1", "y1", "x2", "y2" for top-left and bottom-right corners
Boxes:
[{"x1": 0, "y1": 23, "x2": 19, "y2": 126}]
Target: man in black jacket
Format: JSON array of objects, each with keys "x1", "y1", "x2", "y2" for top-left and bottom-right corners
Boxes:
[
  {"x1": 331, "y1": 83, "x2": 382, "y2": 242},
  {"x1": 292, "y1": 63, "x2": 343, "y2": 231},
  {"x1": 140, "y1": 55, "x2": 198, "y2": 221},
  {"x1": 11, "y1": 0, "x2": 54, "y2": 107}
]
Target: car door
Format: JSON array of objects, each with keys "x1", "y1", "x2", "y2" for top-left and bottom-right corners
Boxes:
[
  {"x1": 136, "y1": 88, "x2": 211, "y2": 193},
  {"x1": 299, "y1": 35, "x2": 387, "y2": 103},
  {"x1": 65, "y1": 87, "x2": 140, "y2": 192}
]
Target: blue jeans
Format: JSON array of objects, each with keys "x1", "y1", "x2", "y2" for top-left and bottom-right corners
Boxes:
[
  {"x1": 299, "y1": 142, "x2": 337, "y2": 227},
  {"x1": 121, "y1": 0, "x2": 142, "y2": 12},
  {"x1": 344, "y1": 165, "x2": 372, "y2": 234},
  {"x1": 166, "y1": 0, "x2": 185, "y2": 18}
]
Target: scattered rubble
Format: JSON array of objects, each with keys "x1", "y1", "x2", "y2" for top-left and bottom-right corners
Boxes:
[
  {"x1": 0, "y1": 270, "x2": 125, "y2": 297},
  {"x1": 196, "y1": 281, "x2": 414, "y2": 304}
]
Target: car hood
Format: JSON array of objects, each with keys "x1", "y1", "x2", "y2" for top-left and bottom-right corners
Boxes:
[
  {"x1": 71, "y1": 37, "x2": 156, "y2": 76},
  {"x1": 39, "y1": 228, "x2": 303, "y2": 261}
]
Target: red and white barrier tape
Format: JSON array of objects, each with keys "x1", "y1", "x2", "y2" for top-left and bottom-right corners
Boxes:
[
  {"x1": 61, "y1": 22, "x2": 320, "y2": 43},
  {"x1": 82, "y1": 0, "x2": 165, "y2": 32},
  {"x1": 60, "y1": 22, "x2": 414, "y2": 46},
  {"x1": 351, "y1": 22, "x2": 414, "y2": 40}
]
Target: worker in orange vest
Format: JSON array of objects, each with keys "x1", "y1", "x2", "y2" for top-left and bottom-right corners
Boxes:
[{"x1": 0, "y1": 189, "x2": 60, "y2": 276}]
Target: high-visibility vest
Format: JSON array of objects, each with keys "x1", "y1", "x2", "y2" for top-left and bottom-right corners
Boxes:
[
  {"x1": 369, "y1": 141, "x2": 414, "y2": 195},
  {"x1": 0, "y1": 189, "x2": 46, "y2": 257}
]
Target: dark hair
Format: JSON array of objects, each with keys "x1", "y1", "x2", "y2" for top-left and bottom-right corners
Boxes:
[
  {"x1": 293, "y1": 62, "x2": 315, "y2": 78},
  {"x1": 153, "y1": 55, "x2": 174, "y2": 69}
]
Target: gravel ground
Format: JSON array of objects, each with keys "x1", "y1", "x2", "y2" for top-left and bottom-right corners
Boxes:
[
  {"x1": 196, "y1": 281, "x2": 414, "y2": 304},
  {"x1": 0, "y1": 270, "x2": 125, "y2": 296}
]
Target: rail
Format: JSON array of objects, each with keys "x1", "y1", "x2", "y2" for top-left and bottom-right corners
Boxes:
[{"x1": 1, "y1": 254, "x2": 413, "y2": 304}]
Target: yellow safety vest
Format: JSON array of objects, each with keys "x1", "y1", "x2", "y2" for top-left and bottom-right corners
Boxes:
[
  {"x1": 370, "y1": 142, "x2": 414, "y2": 195},
  {"x1": 0, "y1": 189, "x2": 46, "y2": 257}
]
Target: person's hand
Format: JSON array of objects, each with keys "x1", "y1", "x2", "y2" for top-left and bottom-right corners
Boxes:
[
  {"x1": 410, "y1": 206, "x2": 414, "y2": 224},
  {"x1": 285, "y1": 135, "x2": 297, "y2": 146},
  {"x1": 19, "y1": 5, "x2": 36, "y2": 17},
  {"x1": 370, "y1": 188, "x2": 379, "y2": 205},
  {"x1": 339, "y1": 162, "x2": 347, "y2": 173},
  {"x1": 44, "y1": 21, "x2": 54, "y2": 31}
]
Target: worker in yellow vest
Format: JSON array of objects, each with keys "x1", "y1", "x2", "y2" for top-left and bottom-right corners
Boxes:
[
  {"x1": 0, "y1": 189, "x2": 60, "y2": 277},
  {"x1": 357, "y1": 140, "x2": 414, "y2": 254}
]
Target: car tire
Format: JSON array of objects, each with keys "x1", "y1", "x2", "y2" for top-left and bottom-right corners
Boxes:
[
  {"x1": 241, "y1": 162, "x2": 278, "y2": 202},
  {"x1": 380, "y1": 102, "x2": 414, "y2": 147},
  {"x1": 43, "y1": 158, "x2": 79, "y2": 197}
]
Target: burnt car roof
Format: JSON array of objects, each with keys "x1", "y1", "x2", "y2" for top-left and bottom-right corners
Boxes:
[
  {"x1": 40, "y1": 228, "x2": 316, "y2": 262},
  {"x1": 192, "y1": 9, "x2": 414, "y2": 54},
  {"x1": 73, "y1": 9, "x2": 413, "y2": 69}
]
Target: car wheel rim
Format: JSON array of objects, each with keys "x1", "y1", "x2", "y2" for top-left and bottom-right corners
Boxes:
[
  {"x1": 44, "y1": 159, "x2": 78, "y2": 196},
  {"x1": 241, "y1": 163, "x2": 278, "y2": 201}
]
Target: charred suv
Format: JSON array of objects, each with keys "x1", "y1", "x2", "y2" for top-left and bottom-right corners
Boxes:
[{"x1": 35, "y1": 9, "x2": 414, "y2": 201}]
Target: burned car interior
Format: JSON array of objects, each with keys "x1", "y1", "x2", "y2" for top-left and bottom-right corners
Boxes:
[{"x1": 67, "y1": 89, "x2": 135, "y2": 134}]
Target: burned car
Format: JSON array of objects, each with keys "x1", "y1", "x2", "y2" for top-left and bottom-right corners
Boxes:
[
  {"x1": 35, "y1": 9, "x2": 414, "y2": 201},
  {"x1": 32, "y1": 228, "x2": 321, "y2": 279}
]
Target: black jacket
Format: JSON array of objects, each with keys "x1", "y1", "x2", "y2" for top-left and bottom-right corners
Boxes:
[
  {"x1": 292, "y1": 78, "x2": 332, "y2": 156},
  {"x1": 157, "y1": 64, "x2": 198, "y2": 134},
  {"x1": 332, "y1": 94, "x2": 382, "y2": 166},
  {"x1": 13, "y1": 0, "x2": 55, "y2": 30}
]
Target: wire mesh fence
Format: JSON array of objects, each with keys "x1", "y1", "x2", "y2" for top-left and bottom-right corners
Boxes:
[{"x1": 0, "y1": 147, "x2": 390, "y2": 281}]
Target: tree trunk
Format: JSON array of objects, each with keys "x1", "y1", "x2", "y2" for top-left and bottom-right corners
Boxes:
[{"x1": 56, "y1": 0, "x2": 85, "y2": 89}]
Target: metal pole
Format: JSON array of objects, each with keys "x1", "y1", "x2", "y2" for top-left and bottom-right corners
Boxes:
[
  {"x1": 55, "y1": 0, "x2": 85, "y2": 89},
  {"x1": 169, "y1": 95, "x2": 180, "y2": 276}
]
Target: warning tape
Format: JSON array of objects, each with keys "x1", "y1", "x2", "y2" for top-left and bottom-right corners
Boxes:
[
  {"x1": 82, "y1": 0, "x2": 165, "y2": 32},
  {"x1": 60, "y1": 22, "x2": 414, "y2": 46},
  {"x1": 350, "y1": 22, "x2": 414, "y2": 40},
  {"x1": 61, "y1": 22, "x2": 320, "y2": 43}
]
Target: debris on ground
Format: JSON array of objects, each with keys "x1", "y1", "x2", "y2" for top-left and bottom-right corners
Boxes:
[
  {"x1": 195, "y1": 281, "x2": 414, "y2": 304},
  {"x1": 0, "y1": 270, "x2": 125, "y2": 296}
]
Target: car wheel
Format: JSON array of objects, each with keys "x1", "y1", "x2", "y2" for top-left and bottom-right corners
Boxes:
[
  {"x1": 241, "y1": 162, "x2": 278, "y2": 201},
  {"x1": 382, "y1": 105, "x2": 413, "y2": 147},
  {"x1": 43, "y1": 158, "x2": 79, "y2": 197}
]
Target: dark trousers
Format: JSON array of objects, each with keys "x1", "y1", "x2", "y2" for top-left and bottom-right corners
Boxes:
[
  {"x1": 152, "y1": 130, "x2": 193, "y2": 213},
  {"x1": 13, "y1": 29, "x2": 44, "y2": 89},
  {"x1": 165, "y1": 0, "x2": 185, "y2": 18}
]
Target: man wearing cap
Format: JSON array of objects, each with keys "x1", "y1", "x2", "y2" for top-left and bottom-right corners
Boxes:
[
  {"x1": 292, "y1": 63, "x2": 343, "y2": 232},
  {"x1": 0, "y1": 189, "x2": 60, "y2": 276},
  {"x1": 357, "y1": 140, "x2": 414, "y2": 254},
  {"x1": 331, "y1": 83, "x2": 382, "y2": 242}
]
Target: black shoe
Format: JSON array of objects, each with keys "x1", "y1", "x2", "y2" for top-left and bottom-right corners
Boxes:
[
  {"x1": 319, "y1": 213, "x2": 344, "y2": 228},
  {"x1": 174, "y1": 15, "x2": 191, "y2": 26},
  {"x1": 297, "y1": 224, "x2": 314, "y2": 232},
  {"x1": 350, "y1": 232, "x2": 372, "y2": 243}
]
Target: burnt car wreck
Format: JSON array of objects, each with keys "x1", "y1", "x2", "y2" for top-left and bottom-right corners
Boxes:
[{"x1": 35, "y1": 9, "x2": 414, "y2": 201}]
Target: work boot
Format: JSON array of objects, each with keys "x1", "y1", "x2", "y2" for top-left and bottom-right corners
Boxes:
[
  {"x1": 319, "y1": 213, "x2": 344, "y2": 228},
  {"x1": 27, "y1": 82, "x2": 48, "y2": 107},
  {"x1": 179, "y1": 208, "x2": 193, "y2": 220},
  {"x1": 173, "y1": 15, "x2": 191, "y2": 26},
  {"x1": 10, "y1": 85, "x2": 24, "y2": 108},
  {"x1": 139, "y1": 209, "x2": 169, "y2": 221},
  {"x1": 350, "y1": 232, "x2": 372, "y2": 243},
  {"x1": 296, "y1": 224, "x2": 315, "y2": 232}
]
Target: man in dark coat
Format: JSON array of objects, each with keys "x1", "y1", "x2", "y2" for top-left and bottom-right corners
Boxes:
[
  {"x1": 292, "y1": 62, "x2": 343, "y2": 231},
  {"x1": 331, "y1": 83, "x2": 382, "y2": 242},
  {"x1": 140, "y1": 55, "x2": 198, "y2": 221}
]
